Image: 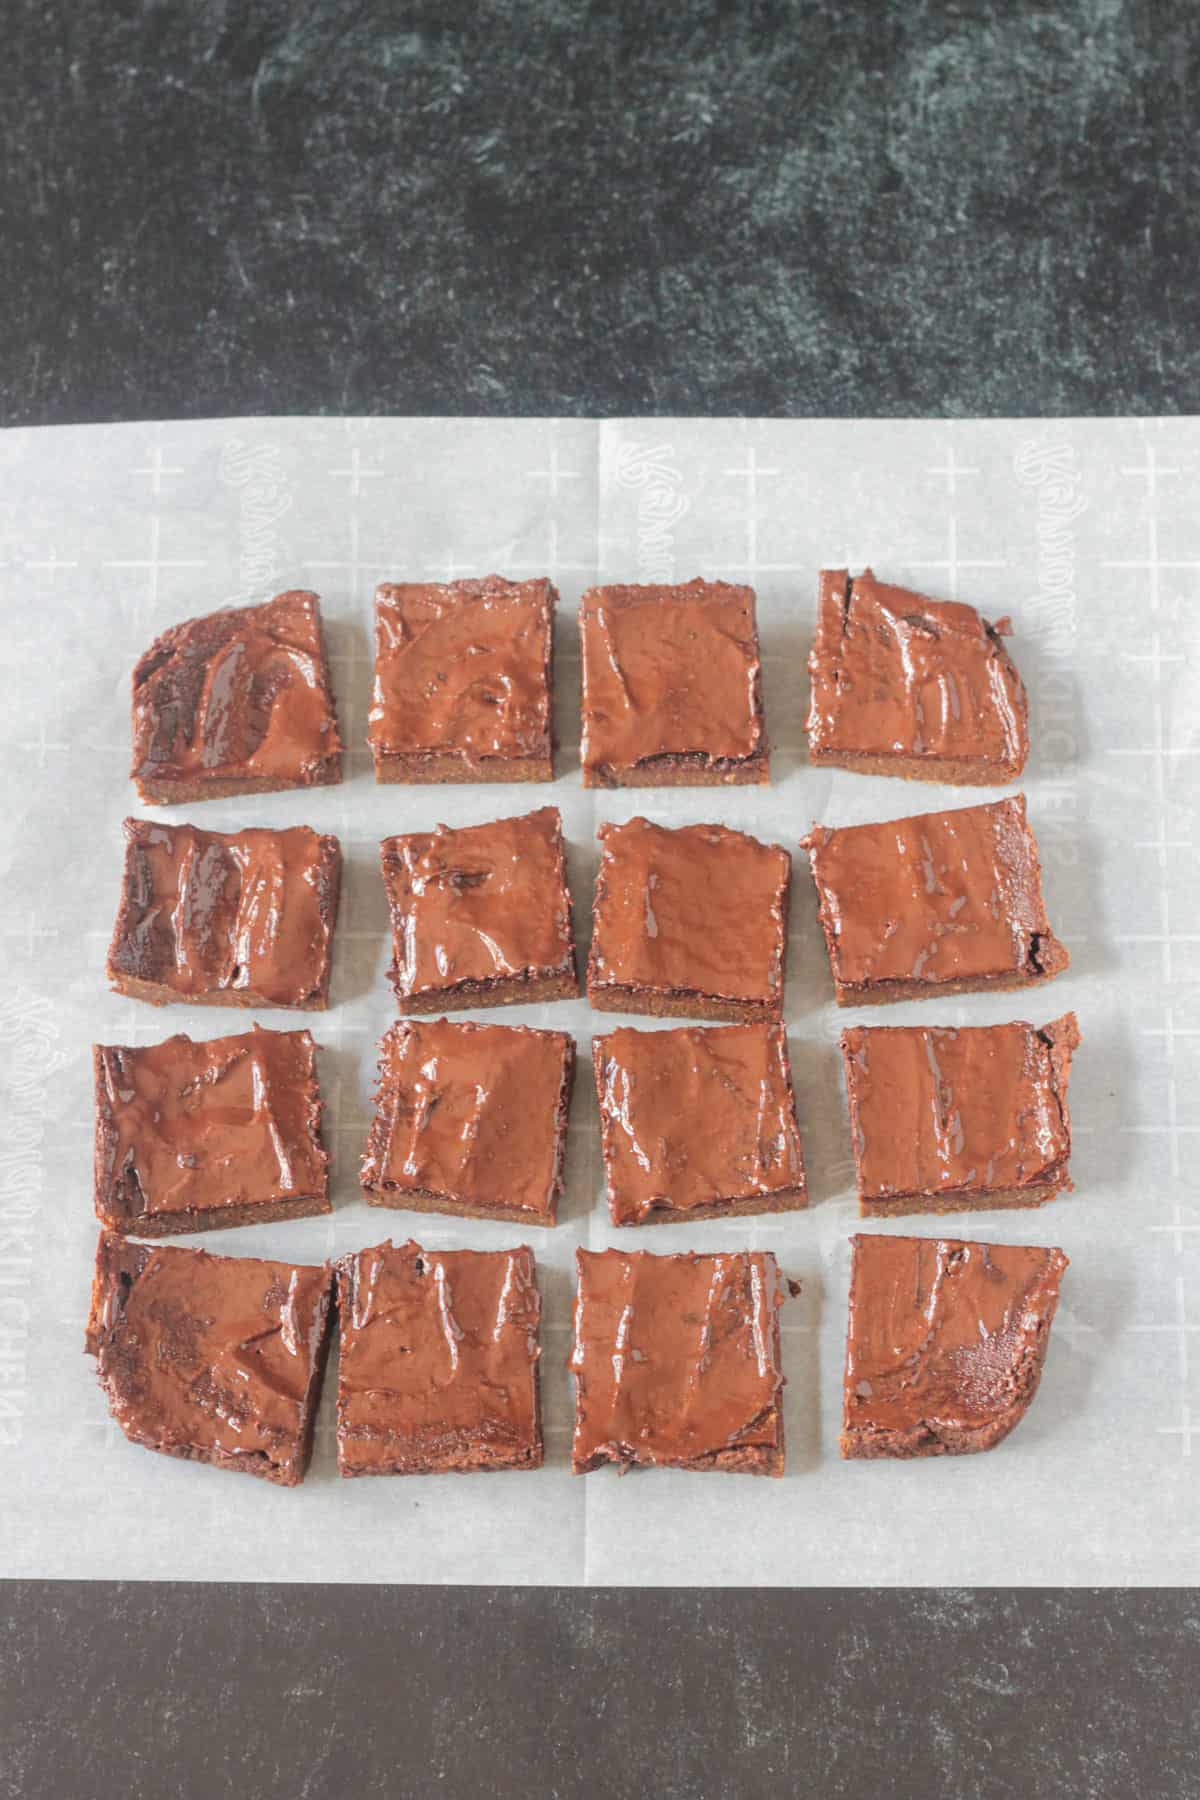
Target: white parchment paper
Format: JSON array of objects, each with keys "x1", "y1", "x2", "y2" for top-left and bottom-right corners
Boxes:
[{"x1": 0, "y1": 416, "x2": 1196, "y2": 1585}]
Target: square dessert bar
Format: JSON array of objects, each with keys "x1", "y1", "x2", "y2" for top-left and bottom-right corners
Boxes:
[
  {"x1": 579, "y1": 578, "x2": 769, "y2": 787},
  {"x1": 361, "y1": 1017, "x2": 575, "y2": 1226},
  {"x1": 841, "y1": 1013, "x2": 1079, "y2": 1218},
  {"x1": 93, "y1": 1025, "x2": 331, "y2": 1237},
  {"x1": 570, "y1": 1247, "x2": 790, "y2": 1474},
  {"x1": 593, "y1": 1021, "x2": 807, "y2": 1225},
  {"x1": 107, "y1": 818, "x2": 342, "y2": 1009},
  {"x1": 86, "y1": 1232, "x2": 334, "y2": 1485},
  {"x1": 131, "y1": 589, "x2": 342, "y2": 804},
  {"x1": 806, "y1": 568, "x2": 1029, "y2": 784},
  {"x1": 586, "y1": 817, "x2": 791, "y2": 1022},
  {"x1": 801, "y1": 794, "x2": 1068, "y2": 1006},
  {"x1": 369, "y1": 575, "x2": 556, "y2": 783},
  {"x1": 381, "y1": 806, "x2": 577, "y2": 1012},
  {"x1": 841, "y1": 1233, "x2": 1069, "y2": 1458},
  {"x1": 335, "y1": 1239, "x2": 543, "y2": 1475}
]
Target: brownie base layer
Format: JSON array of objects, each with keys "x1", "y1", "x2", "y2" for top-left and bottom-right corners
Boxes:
[
  {"x1": 611, "y1": 1186, "x2": 808, "y2": 1227},
  {"x1": 808, "y1": 747, "x2": 1025, "y2": 786},
  {"x1": 108, "y1": 973, "x2": 333, "y2": 1011},
  {"x1": 363, "y1": 1187, "x2": 557, "y2": 1227},
  {"x1": 587, "y1": 984, "x2": 780, "y2": 1026},
  {"x1": 832, "y1": 967, "x2": 1066, "y2": 1008},
  {"x1": 97, "y1": 1194, "x2": 333, "y2": 1237},
  {"x1": 340, "y1": 1441, "x2": 545, "y2": 1477},
  {"x1": 133, "y1": 758, "x2": 343, "y2": 805},
  {"x1": 373, "y1": 750, "x2": 553, "y2": 784},
  {"x1": 574, "y1": 1413, "x2": 784, "y2": 1477},
  {"x1": 397, "y1": 971, "x2": 578, "y2": 1014},
  {"x1": 839, "y1": 1342, "x2": 1055, "y2": 1460},
  {"x1": 859, "y1": 1178, "x2": 1069, "y2": 1219},
  {"x1": 583, "y1": 752, "x2": 770, "y2": 789}
]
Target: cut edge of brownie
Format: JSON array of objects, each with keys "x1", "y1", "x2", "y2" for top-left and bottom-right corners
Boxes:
[
  {"x1": 373, "y1": 751, "x2": 553, "y2": 784},
  {"x1": 585, "y1": 985, "x2": 783, "y2": 1025},
  {"x1": 396, "y1": 968, "x2": 579, "y2": 1015},
  {"x1": 572, "y1": 1410, "x2": 785, "y2": 1477},
  {"x1": 807, "y1": 747, "x2": 1024, "y2": 786},
  {"x1": 582, "y1": 749, "x2": 771, "y2": 790},
  {"x1": 361, "y1": 1033, "x2": 576, "y2": 1226},
  {"x1": 610, "y1": 1187, "x2": 809, "y2": 1227},
  {"x1": 85, "y1": 1232, "x2": 335, "y2": 1486}
]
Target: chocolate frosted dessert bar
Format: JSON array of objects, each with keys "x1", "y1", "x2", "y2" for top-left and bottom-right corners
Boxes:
[
  {"x1": 334, "y1": 1239, "x2": 543, "y2": 1475},
  {"x1": 369, "y1": 576, "x2": 555, "y2": 783},
  {"x1": 801, "y1": 795, "x2": 1068, "y2": 1006},
  {"x1": 570, "y1": 1247, "x2": 791, "y2": 1475},
  {"x1": 593, "y1": 1021, "x2": 806, "y2": 1224},
  {"x1": 840, "y1": 1232, "x2": 1069, "y2": 1457},
  {"x1": 131, "y1": 590, "x2": 342, "y2": 804},
  {"x1": 361, "y1": 1017, "x2": 575, "y2": 1226},
  {"x1": 841, "y1": 1014, "x2": 1079, "y2": 1217},
  {"x1": 579, "y1": 578, "x2": 769, "y2": 787},
  {"x1": 93, "y1": 1026, "x2": 330, "y2": 1236},
  {"x1": 380, "y1": 807, "x2": 577, "y2": 1013},
  {"x1": 86, "y1": 1233, "x2": 334, "y2": 1484},
  {"x1": 106, "y1": 818, "x2": 341, "y2": 1009},
  {"x1": 806, "y1": 568, "x2": 1028, "y2": 783},
  {"x1": 587, "y1": 816, "x2": 791, "y2": 1022}
]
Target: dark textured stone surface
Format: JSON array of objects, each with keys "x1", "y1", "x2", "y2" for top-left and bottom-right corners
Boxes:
[
  {"x1": 2, "y1": 1585, "x2": 1197, "y2": 1800},
  {"x1": 5, "y1": 0, "x2": 1200, "y2": 424}
]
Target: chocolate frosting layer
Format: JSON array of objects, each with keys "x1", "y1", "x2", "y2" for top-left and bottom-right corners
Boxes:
[
  {"x1": 369, "y1": 576, "x2": 555, "y2": 762},
  {"x1": 807, "y1": 569, "x2": 1028, "y2": 769},
  {"x1": 86, "y1": 1233, "x2": 333, "y2": 1482},
  {"x1": 381, "y1": 807, "x2": 576, "y2": 1000},
  {"x1": 108, "y1": 818, "x2": 341, "y2": 1007},
  {"x1": 594, "y1": 1022, "x2": 805, "y2": 1222},
  {"x1": 802, "y1": 795, "x2": 1068, "y2": 991},
  {"x1": 843, "y1": 1233, "x2": 1068, "y2": 1447},
  {"x1": 94, "y1": 1026, "x2": 328, "y2": 1227},
  {"x1": 570, "y1": 1248, "x2": 786, "y2": 1470},
  {"x1": 579, "y1": 578, "x2": 766, "y2": 778},
  {"x1": 842, "y1": 1014, "x2": 1078, "y2": 1200},
  {"x1": 588, "y1": 817, "x2": 790, "y2": 1006},
  {"x1": 131, "y1": 590, "x2": 341, "y2": 786},
  {"x1": 361, "y1": 1017, "x2": 573, "y2": 1218},
  {"x1": 335, "y1": 1239, "x2": 541, "y2": 1473}
]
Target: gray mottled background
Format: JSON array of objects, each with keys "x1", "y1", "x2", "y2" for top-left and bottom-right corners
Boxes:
[{"x1": 3, "y1": 0, "x2": 1199, "y2": 1795}]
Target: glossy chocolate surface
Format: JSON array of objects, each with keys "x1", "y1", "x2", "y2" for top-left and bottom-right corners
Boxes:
[
  {"x1": 842, "y1": 1014, "x2": 1077, "y2": 1201},
  {"x1": 381, "y1": 807, "x2": 575, "y2": 1001},
  {"x1": 86, "y1": 1234, "x2": 333, "y2": 1482},
  {"x1": 806, "y1": 568, "x2": 1028, "y2": 770},
  {"x1": 802, "y1": 795, "x2": 1068, "y2": 992},
  {"x1": 587, "y1": 817, "x2": 790, "y2": 1007},
  {"x1": 593, "y1": 1022, "x2": 805, "y2": 1222},
  {"x1": 94, "y1": 1026, "x2": 328, "y2": 1227},
  {"x1": 107, "y1": 818, "x2": 340, "y2": 1006},
  {"x1": 335, "y1": 1240, "x2": 542, "y2": 1474},
  {"x1": 843, "y1": 1233, "x2": 1068, "y2": 1446},
  {"x1": 579, "y1": 578, "x2": 766, "y2": 779},
  {"x1": 369, "y1": 576, "x2": 554, "y2": 763},
  {"x1": 570, "y1": 1248, "x2": 787, "y2": 1471},
  {"x1": 361, "y1": 1017, "x2": 573, "y2": 1219},
  {"x1": 131, "y1": 590, "x2": 341, "y2": 789}
]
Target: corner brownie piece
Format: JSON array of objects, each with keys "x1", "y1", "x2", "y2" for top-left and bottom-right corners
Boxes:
[
  {"x1": 131, "y1": 590, "x2": 342, "y2": 804},
  {"x1": 86, "y1": 1232, "x2": 334, "y2": 1484},
  {"x1": 586, "y1": 817, "x2": 790, "y2": 1022},
  {"x1": 369, "y1": 575, "x2": 555, "y2": 783},
  {"x1": 842, "y1": 1013, "x2": 1079, "y2": 1218},
  {"x1": 806, "y1": 568, "x2": 1029, "y2": 784},
  {"x1": 94, "y1": 1026, "x2": 330, "y2": 1236},
  {"x1": 593, "y1": 1022, "x2": 806, "y2": 1225},
  {"x1": 381, "y1": 806, "x2": 577, "y2": 1013},
  {"x1": 334, "y1": 1239, "x2": 543, "y2": 1475},
  {"x1": 107, "y1": 818, "x2": 341, "y2": 1009},
  {"x1": 570, "y1": 1247, "x2": 790, "y2": 1474},
  {"x1": 801, "y1": 794, "x2": 1068, "y2": 1007},
  {"x1": 579, "y1": 578, "x2": 769, "y2": 787},
  {"x1": 840, "y1": 1233, "x2": 1069, "y2": 1458},
  {"x1": 360, "y1": 1017, "x2": 575, "y2": 1225}
]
